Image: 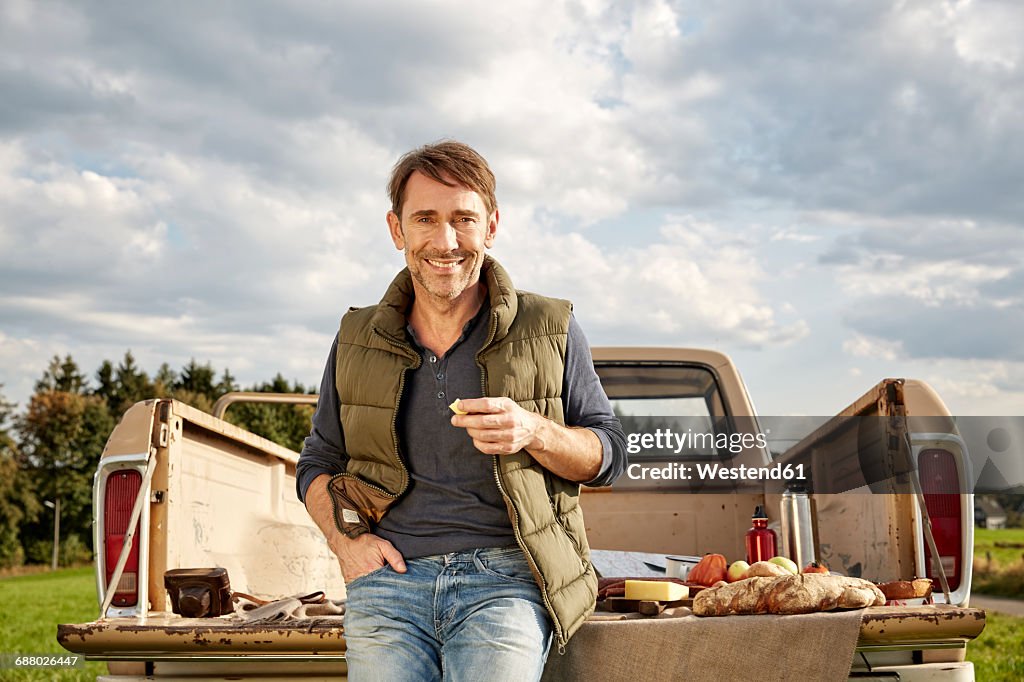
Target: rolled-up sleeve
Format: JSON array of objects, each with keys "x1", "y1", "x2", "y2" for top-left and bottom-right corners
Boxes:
[
  {"x1": 296, "y1": 335, "x2": 349, "y2": 503},
  {"x1": 563, "y1": 315, "x2": 627, "y2": 488}
]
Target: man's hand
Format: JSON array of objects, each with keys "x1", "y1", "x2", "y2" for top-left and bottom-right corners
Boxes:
[
  {"x1": 328, "y1": 531, "x2": 407, "y2": 584},
  {"x1": 304, "y1": 474, "x2": 406, "y2": 583},
  {"x1": 450, "y1": 397, "x2": 603, "y2": 482},
  {"x1": 450, "y1": 397, "x2": 544, "y2": 455}
]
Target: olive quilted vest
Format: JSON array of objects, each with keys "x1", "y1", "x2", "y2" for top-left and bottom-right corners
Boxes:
[{"x1": 327, "y1": 256, "x2": 597, "y2": 648}]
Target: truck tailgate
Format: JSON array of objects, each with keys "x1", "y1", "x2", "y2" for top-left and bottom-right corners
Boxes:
[
  {"x1": 58, "y1": 605, "x2": 983, "y2": 660},
  {"x1": 58, "y1": 613, "x2": 346, "y2": 660}
]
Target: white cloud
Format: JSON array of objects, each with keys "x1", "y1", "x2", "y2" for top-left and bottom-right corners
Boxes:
[
  {"x1": 843, "y1": 334, "x2": 903, "y2": 362},
  {"x1": 907, "y1": 358, "x2": 1024, "y2": 416},
  {"x1": 622, "y1": 0, "x2": 682, "y2": 69},
  {"x1": 950, "y1": 0, "x2": 1023, "y2": 71},
  {"x1": 497, "y1": 212, "x2": 809, "y2": 347},
  {"x1": 771, "y1": 229, "x2": 821, "y2": 244},
  {"x1": 836, "y1": 256, "x2": 1012, "y2": 307}
]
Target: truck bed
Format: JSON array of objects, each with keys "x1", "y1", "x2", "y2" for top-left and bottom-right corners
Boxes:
[{"x1": 61, "y1": 353, "x2": 985, "y2": 680}]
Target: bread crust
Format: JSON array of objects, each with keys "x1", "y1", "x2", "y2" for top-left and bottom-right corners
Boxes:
[
  {"x1": 746, "y1": 561, "x2": 791, "y2": 578},
  {"x1": 693, "y1": 574, "x2": 885, "y2": 616},
  {"x1": 877, "y1": 578, "x2": 933, "y2": 600}
]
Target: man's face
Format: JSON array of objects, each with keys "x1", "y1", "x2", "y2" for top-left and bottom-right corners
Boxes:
[{"x1": 387, "y1": 171, "x2": 497, "y2": 304}]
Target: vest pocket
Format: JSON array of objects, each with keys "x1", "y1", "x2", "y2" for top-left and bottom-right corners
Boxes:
[
  {"x1": 328, "y1": 473, "x2": 397, "y2": 538},
  {"x1": 551, "y1": 500, "x2": 588, "y2": 571}
]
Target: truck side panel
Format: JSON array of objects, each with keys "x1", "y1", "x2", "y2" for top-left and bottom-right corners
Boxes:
[{"x1": 162, "y1": 403, "x2": 345, "y2": 604}]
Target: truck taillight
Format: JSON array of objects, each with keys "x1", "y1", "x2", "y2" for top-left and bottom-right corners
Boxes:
[
  {"x1": 104, "y1": 470, "x2": 141, "y2": 607},
  {"x1": 919, "y1": 448, "x2": 962, "y2": 591}
]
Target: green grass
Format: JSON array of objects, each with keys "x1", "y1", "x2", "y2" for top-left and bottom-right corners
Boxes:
[
  {"x1": 975, "y1": 527, "x2": 1024, "y2": 566},
  {"x1": 966, "y1": 611, "x2": 1024, "y2": 681},
  {"x1": 0, "y1": 567, "x2": 105, "y2": 681},
  {"x1": 973, "y1": 527, "x2": 1024, "y2": 600}
]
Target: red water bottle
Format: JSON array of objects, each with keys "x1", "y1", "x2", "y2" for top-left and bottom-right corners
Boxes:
[{"x1": 745, "y1": 505, "x2": 777, "y2": 564}]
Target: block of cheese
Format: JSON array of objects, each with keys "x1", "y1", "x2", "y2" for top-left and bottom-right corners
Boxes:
[
  {"x1": 624, "y1": 580, "x2": 689, "y2": 602},
  {"x1": 449, "y1": 399, "x2": 468, "y2": 415}
]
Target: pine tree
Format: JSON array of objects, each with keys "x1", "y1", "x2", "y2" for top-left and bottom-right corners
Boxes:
[
  {"x1": 36, "y1": 355, "x2": 88, "y2": 394},
  {"x1": 176, "y1": 359, "x2": 217, "y2": 400},
  {"x1": 113, "y1": 350, "x2": 155, "y2": 414},
  {"x1": 215, "y1": 368, "x2": 237, "y2": 396},
  {"x1": 94, "y1": 360, "x2": 117, "y2": 412},
  {"x1": 153, "y1": 363, "x2": 177, "y2": 397}
]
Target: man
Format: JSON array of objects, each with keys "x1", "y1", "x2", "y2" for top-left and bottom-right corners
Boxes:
[{"x1": 298, "y1": 141, "x2": 626, "y2": 681}]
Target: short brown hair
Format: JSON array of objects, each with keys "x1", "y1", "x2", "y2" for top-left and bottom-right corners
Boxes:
[{"x1": 388, "y1": 140, "x2": 497, "y2": 218}]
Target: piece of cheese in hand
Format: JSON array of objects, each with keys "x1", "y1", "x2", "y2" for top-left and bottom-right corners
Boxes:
[
  {"x1": 624, "y1": 580, "x2": 689, "y2": 602},
  {"x1": 449, "y1": 399, "x2": 468, "y2": 415}
]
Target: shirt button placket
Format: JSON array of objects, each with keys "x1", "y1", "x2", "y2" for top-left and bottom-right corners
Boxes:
[{"x1": 434, "y1": 355, "x2": 447, "y2": 406}]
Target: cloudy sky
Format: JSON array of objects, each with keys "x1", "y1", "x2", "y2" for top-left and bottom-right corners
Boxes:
[{"x1": 1, "y1": 0, "x2": 1022, "y2": 417}]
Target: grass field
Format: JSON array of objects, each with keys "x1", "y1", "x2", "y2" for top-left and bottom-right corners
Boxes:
[
  {"x1": 966, "y1": 611, "x2": 1024, "y2": 681},
  {"x1": 974, "y1": 527, "x2": 1024, "y2": 566},
  {"x1": 0, "y1": 567, "x2": 105, "y2": 681},
  {"x1": 973, "y1": 527, "x2": 1024, "y2": 600},
  {"x1": 0, "y1": 565, "x2": 1022, "y2": 680}
]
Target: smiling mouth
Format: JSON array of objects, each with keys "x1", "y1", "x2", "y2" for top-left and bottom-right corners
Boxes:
[{"x1": 425, "y1": 258, "x2": 465, "y2": 270}]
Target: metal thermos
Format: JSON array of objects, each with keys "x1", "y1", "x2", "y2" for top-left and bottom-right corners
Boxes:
[{"x1": 780, "y1": 486, "x2": 816, "y2": 569}]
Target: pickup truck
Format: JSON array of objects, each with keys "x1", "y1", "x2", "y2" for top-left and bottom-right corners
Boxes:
[{"x1": 58, "y1": 347, "x2": 986, "y2": 680}]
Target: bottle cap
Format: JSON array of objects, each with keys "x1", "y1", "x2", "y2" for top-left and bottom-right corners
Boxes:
[{"x1": 753, "y1": 505, "x2": 767, "y2": 519}]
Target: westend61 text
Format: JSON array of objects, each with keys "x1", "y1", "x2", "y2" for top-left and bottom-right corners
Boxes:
[{"x1": 626, "y1": 462, "x2": 807, "y2": 481}]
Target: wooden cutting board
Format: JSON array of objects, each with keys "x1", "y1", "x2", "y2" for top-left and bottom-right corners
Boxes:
[{"x1": 601, "y1": 597, "x2": 692, "y2": 615}]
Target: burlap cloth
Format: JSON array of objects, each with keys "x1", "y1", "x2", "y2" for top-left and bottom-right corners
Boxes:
[{"x1": 541, "y1": 607, "x2": 864, "y2": 681}]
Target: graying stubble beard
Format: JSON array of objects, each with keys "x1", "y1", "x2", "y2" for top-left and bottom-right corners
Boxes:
[{"x1": 408, "y1": 249, "x2": 482, "y2": 303}]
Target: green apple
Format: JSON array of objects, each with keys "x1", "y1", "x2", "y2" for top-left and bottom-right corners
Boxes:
[
  {"x1": 726, "y1": 560, "x2": 750, "y2": 582},
  {"x1": 768, "y1": 556, "x2": 799, "y2": 574}
]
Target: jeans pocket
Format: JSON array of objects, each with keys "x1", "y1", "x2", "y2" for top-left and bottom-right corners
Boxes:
[
  {"x1": 475, "y1": 547, "x2": 536, "y2": 585},
  {"x1": 345, "y1": 564, "x2": 390, "y2": 589}
]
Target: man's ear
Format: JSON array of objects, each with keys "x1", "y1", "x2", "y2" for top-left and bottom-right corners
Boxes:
[
  {"x1": 484, "y1": 209, "x2": 499, "y2": 248},
  {"x1": 387, "y1": 211, "x2": 405, "y2": 250}
]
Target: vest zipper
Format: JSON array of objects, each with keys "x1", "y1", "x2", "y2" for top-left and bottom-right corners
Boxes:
[
  {"x1": 477, "y1": 310, "x2": 567, "y2": 653},
  {"x1": 329, "y1": 472, "x2": 397, "y2": 499},
  {"x1": 372, "y1": 327, "x2": 421, "y2": 496}
]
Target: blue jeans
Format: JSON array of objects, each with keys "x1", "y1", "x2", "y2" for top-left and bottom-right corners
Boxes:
[{"x1": 343, "y1": 545, "x2": 553, "y2": 682}]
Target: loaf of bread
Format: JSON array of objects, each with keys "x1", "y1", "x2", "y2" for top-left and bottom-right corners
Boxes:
[
  {"x1": 746, "y1": 561, "x2": 791, "y2": 578},
  {"x1": 693, "y1": 573, "x2": 885, "y2": 616}
]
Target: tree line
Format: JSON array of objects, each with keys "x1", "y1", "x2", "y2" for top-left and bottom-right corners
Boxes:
[{"x1": 0, "y1": 352, "x2": 315, "y2": 569}]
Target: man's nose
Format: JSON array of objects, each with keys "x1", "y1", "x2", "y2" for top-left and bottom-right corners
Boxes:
[{"x1": 431, "y1": 223, "x2": 459, "y2": 252}]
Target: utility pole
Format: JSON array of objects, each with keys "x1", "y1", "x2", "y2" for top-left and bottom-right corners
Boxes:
[
  {"x1": 53, "y1": 497, "x2": 60, "y2": 570},
  {"x1": 44, "y1": 498, "x2": 60, "y2": 570}
]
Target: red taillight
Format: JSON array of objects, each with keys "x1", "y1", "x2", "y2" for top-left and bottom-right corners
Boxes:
[
  {"x1": 919, "y1": 449, "x2": 962, "y2": 591},
  {"x1": 104, "y1": 470, "x2": 142, "y2": 607}
]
